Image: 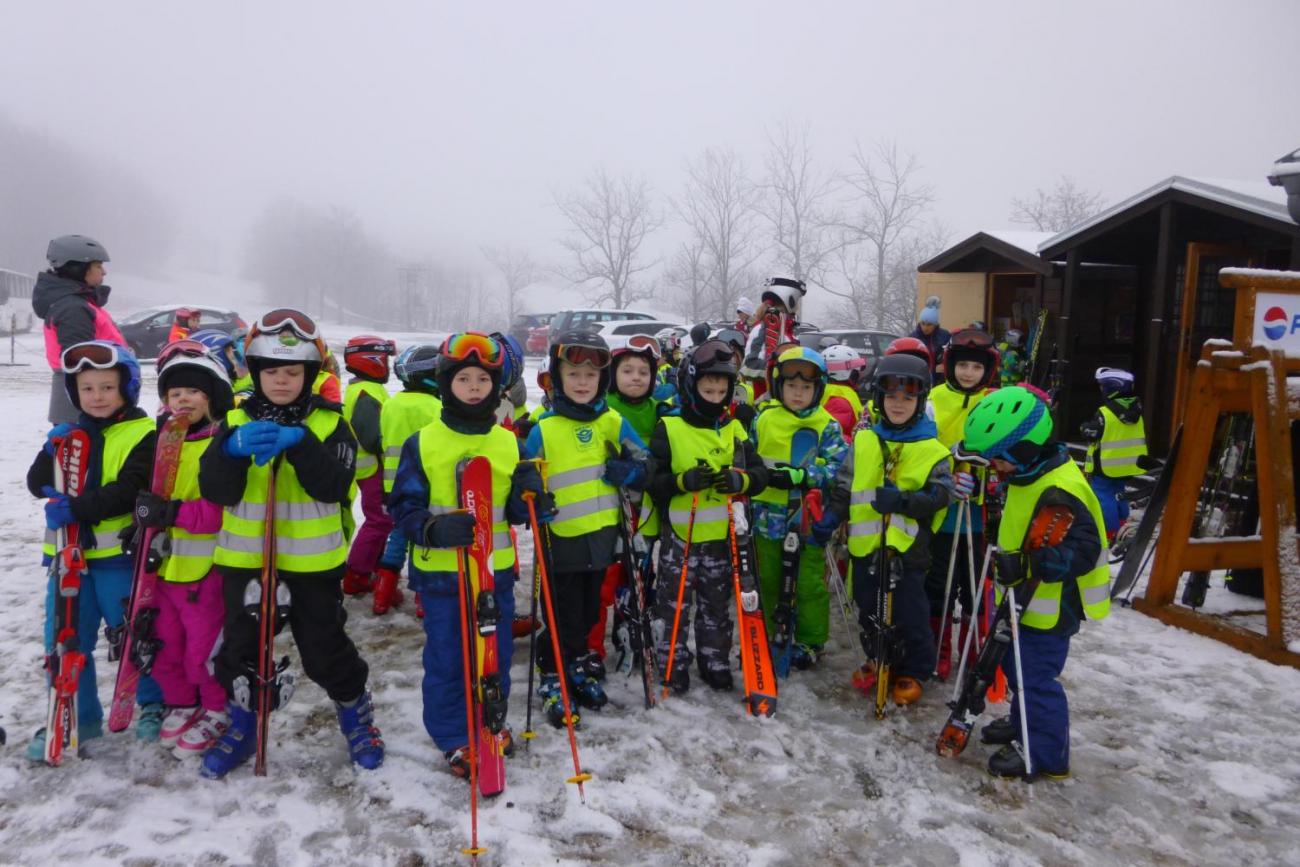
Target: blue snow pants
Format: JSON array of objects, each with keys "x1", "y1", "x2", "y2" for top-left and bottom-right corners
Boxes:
[
  {"x1": 43, "y1": 560, "x2": 163, "y2": 726},
  {"x1": 1001, "y1": 627, "x2": 1071, "y2": 774},
  {"x1": 1088, "y1": 475, "x2": 1128, "y2": 537},
  {"x1": 412, "y1": 565, "x2": 517, "y2": 753}
]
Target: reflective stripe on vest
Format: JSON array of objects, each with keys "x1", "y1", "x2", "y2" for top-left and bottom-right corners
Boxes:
[
  {"x1": 662, "y1": 416, "x2": 747, "y2": 543},
  {"x1": 846, "y1": 431, "x2": 951, "y2": 558},
  {"x1": 344, "y1": 379, "x2": 390, "y2": 481},
  {"x1": 997, "y1": 460, "x2": 1112, "y2": 629},
  {"x1": 410, "y1": 417, "x2": 519, "y2": 573},
  {"x1": 538, "y1": 410, "x2": 624, "y2": 537},
  {"x1": 753, "y1": 405, "x2": 832, "y2": 507},
  {"x1": 215, "y1": 407, "x2": 349, "y2": 572},
  {"x1": 42, "y1": 415, "x2": 153, "y2": 560},
  {"x1": 380, "y1": 391, "x2": 442, "y2": 492},
  {"x1": 1084, "y1": 406, "x2": 1147, "y2": 478},
  {"x1": 158, "y1": 436, "x2": 218, "y2": 583},
  {"x1": 820, "y1": 382, "x2": 863, "y2": 425}
]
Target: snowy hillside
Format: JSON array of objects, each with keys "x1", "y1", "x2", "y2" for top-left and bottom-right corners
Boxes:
[{"x1": 2, "y1": 332, "x2": 1299, "y2": 866}]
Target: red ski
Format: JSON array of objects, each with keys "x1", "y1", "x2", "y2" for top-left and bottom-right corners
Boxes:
[
  {"x1": 727, "y1": 499, "x2": 778, "y2": 718},
  {"x1": 108, "y1": 414, "x2": 190, "y2": 732},
  {"x1": 44, "y1": 428, "x2": 92, "y2": 765},
  {"x1": 457, "y1": 456, "x2": 507, "y2": 799}
]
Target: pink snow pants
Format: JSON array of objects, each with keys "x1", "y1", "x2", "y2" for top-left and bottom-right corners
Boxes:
[
  {"x1": 152, "y1": 571, "x2": 226, "y2": 711},
  {"x1": 348, "y1": 472, "x2": 394, "y2": 575}
]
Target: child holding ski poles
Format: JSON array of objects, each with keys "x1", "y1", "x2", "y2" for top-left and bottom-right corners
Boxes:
[
  {"x1": 522, "y1": 330, "x2": 651, "y2": 726},
  {"x1": 647, "y1": 338, "x2": 769, "y2": 694},
  {"x1": 198, "y1": 308, "x2": 383, "y2": 779},
  {"x1": 26, "y1": 340, "x2": 162, "y2": 759},
  {"x1": 813, "y1": 353, "x2": 953, "y2": 707},
  {"x1": 131, "y1": 340, "x2": 235, "y2": 757},
  {"x1": 340, "y1": 335, "x2": 396, "y2": 602},
  {"x1": 957, "y1": 386, "x2": 1110, "y2": 779},
  {"x1": 751, "y1": 347, "x2": 847, "y2": 672},
  {"x1": 388, "y1": 331, "x2": 552, "y2": 776}
]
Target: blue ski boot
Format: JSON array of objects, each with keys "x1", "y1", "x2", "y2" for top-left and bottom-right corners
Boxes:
[
  {"x1": 25, "y1": 719, "x2": 103, "y2": 762},
  {"x1": 567, "y1": 660, "x2": 608, "y2": 711},
  {"x1": 136, "y1": 702, "x2": 166, "y2": 742},
  {"x1": 200, "y1": 703, "x2": 257, "y2": 779},
  {"x1": 336, "y1": 690, "x2": 384, "y2": 770},
  {"x1": 538, "y1": 672, "x2": 580, "y2": 730}
]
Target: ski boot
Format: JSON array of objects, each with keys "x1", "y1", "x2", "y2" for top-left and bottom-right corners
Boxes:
[
  {"x1": 987, "y1": 743, "x2": 1070, "y2": 781},
  {"x1": 566, "y1": 661, "x2": 608, "y2": 710},
  {"x1": 160, "y1": 705, "x2": 202, "y2": 748},
  {"x1": 850, "y1": 661, "x2": 878, "y2": 696},
  {"x1": 892, "y1": 676, "x2": 923, "y2": 706},
  {"x1": 372, "y1": 568, "x2": 405, "y2": 615},
  {"x1": 575, "y1": 650, "x2": 607, "y2": 682},
  {"x1": 664, "y1": 665, "x2": 690, "y2": 696},
  {"x1": 174, "y1": 708, "x2": 231, "y2": 759},
  {"x1": 538, "y1": 673, "x2": 580, "y2": 730},
  {"x1": 511, "y1": 615, "x2": 539, "y2": 639},
  {"x1": 136, "y1": 702, "x2": 166, "y2": 742},
  {"x1": 445, "y1": 746, "x2": 471, "y2": 779},
  {"x1": 342, "y1": 567, "x2": 375, "y2": 596},
  {"x1": 335, "y1": 690, "x2": 385, "y2": 770},
  {"x1": 789, "y1": 644, "x2": 822, "y2": 671},
  {"x1": 26, "y1": 719, "x2": 104, "y2": 762},
  {"x1": 981, "y1": 715, "x2": 1016, "y2": 745},
  {"x1": 199, "y1": 703, "x2": 257, "y2": 779},
  {"x1": 699, "y1": 662, "x2": 734, "y2": 692}
]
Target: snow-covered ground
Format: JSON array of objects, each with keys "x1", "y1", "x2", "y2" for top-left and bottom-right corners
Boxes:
[{"x1": 3, "y1": 329, "x2": 1300, "y2": 867}]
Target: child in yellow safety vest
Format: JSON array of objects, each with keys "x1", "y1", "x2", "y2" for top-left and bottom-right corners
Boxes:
[
  {"x1": 340, "y1": 335, "x2": 396, "y2": 602},
  {"x1": 522, "y1": 330, "x2": 651, "y2": 727},
  {"x1": 812, "y1": 353, "x2": 954, "y2": 707},
  {"x1": 132, "y1": 340, "x2": 236, "y2": 758},
  {"x1": 198, "y1": 308, "x2": 383, "y2": 779},
  {"x1": 1079, "y1": 367, "x2": 1151, "y2": 541},
  {"x1": 958, "y1": 386, "x2": 1110, "y2": 780}
]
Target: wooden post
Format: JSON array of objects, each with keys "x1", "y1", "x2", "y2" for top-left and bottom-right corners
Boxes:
[{"x1": 1144, "y1": 202, "x2": 1175, "y2": 450}]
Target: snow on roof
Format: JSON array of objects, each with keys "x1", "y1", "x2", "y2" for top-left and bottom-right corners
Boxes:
[
  {"x1": 984, "y1": 229, "x2": 1055, "y2": 255},
  {"x1": 1038, "y1": 175, "x2": 1294, "y2": 252}
]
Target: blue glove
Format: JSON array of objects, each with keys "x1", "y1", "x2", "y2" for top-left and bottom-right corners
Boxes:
[
  {"x1": 254, "y1": 424, "x2": 306, "y2": 465},
  {"x1": 811, "y1": 508, "x2": 840, "y2": 546},
  {"x1": 604, "y1": 458, "x2": 645, "y2": 489},
  {"x1": 871, "y1": 483, "x2": 908, "y2": 515},
  {"x1": 224, "y1": 421, "x2": 280, "y2": 459},
  {"x1": 1029, "y1": 544, "x2": 1074, "y2": 583},
  {"x1": 41, "y1": 485, "x2": 76, "y2": 530},
  {"x1": 44, "y1": 423, "x2": 75, "y2": 456}
]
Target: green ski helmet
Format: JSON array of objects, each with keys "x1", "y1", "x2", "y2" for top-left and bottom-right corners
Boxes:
[{"x1": 960, "y1": 386, "x2": 1053, "y2": 462}]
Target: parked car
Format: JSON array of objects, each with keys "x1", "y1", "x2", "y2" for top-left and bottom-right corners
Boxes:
[
  {"x1": 588, "y1": 319, "x2": 682, "y2": 351},
  {"x1": 118, "y1": 304, "x2": 247, "y2": 359},
  {"x1": 818, "y1": 329, "x2": 900, "y2": 359},
  {"x1": 511, "y1": 312, "x2": 553, "y2": 355},
  {"x1": 530, "y1": 308, "x2": 660, "y2": 354}
]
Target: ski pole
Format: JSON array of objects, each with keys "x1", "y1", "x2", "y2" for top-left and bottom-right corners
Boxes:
[
  {"x1": 524, "y1": 493, "x2": 592, "y2": 803},
  {"x1": 933, "y1": 498, "x2": 966, "y2": 677},
  {"x1": 950, "y1": 543, "x2": 994, "y2": 704},
  {"x1": 522, "y1": 556, "x2": 541, "y2": 746},
  {"x1": 661, "y1": 492, "x2": 699, "y2": 701},
  {"x1": 963, "y1": 498, "x2": 983, "y2": 655},
  {"x1": 454, "y1": 534, "x2": 486, "y2": 860},
  {"x1": 1005, "y1": 582, "x2": 1033, "y2": 780}
]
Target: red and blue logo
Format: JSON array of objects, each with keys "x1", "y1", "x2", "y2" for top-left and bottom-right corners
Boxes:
[{"x1": 1262, "y1": 306, "x2": 1289, "y2": 341}]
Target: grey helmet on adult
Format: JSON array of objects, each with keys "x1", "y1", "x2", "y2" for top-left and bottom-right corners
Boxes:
[
  {"x1": 47, "y1": 235, "x2": 110, "y2": 269},
  {"x1": 870, "y1": 352, "x2": 933, "y2": 430}
]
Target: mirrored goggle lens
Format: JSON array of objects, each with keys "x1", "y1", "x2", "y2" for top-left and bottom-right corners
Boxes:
[
  {"x1": 557, "y1": 344, "x2": 610, "y2": 369},
  {"x1": 443, "y1": 332, "x2": 504, "y2": 369},
  {"x1": 877, "y1": 375, "x2": 924, "y2": 396},
  {"x1": 255, "y1": 308, "x2": 320, "y2": 341},
  {"x1": 62, "y1": 342, "x2": 121, "y2": 373}
]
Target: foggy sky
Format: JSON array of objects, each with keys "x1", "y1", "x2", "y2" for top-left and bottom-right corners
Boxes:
[{"x1": 3, "y1": 0, "x2": 1298, "y2": 312}]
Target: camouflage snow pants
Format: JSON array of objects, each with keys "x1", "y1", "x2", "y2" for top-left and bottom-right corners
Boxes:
[{"x1": 653, "y1": 531, "x2": 735, "y2": 677}]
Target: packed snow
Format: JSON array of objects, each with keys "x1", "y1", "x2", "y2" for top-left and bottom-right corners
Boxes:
[{"x1": 2, "y1": 326, "x2": 1300, "y2": 867}]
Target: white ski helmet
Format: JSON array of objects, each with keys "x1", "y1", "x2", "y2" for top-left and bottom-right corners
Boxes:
[
  {"x1": 761, "y1": 277, "x2": 807, "y2": 317},
  {"x1": 823, "y1": 344, "x2": 865, "y2": 383}
]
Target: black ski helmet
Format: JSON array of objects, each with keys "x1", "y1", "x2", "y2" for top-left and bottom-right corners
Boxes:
[
  {"x1": 871, "y1": 353, "x2": 932, "y2": 430},
  {"x1": 436, "y1": 333, "x2": 504, "y2": 422},
  {"x1": 679, "y1": 339, "x2": 738, "y2": 419},
  {"x1": 395, "y1": 343, "x2": 441, "y2": 395},
  {"x1": 942, "y1": 329, "x2": 999, "y2": 394},
  {"x1": 547, "y1": 329, "x2": 612, "y2": 403}
]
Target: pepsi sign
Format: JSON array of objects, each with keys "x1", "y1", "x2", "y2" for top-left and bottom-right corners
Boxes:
[{"x1": 1252, "y1": 292, "x2": 1300, "y2": 355}]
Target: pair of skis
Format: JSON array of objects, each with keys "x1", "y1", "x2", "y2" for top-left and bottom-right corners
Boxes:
[
  {"x1": 866, "y1": 436, "x2": 904, "y2": 721},
  {"x1": 612, "y1": 487, "x2": 658, "y2": 709},
  {"x1": 43, "y1": 429, "x2": 92, "y2": 766},
  {"x1": 770, "y1": 428, "x2": 821, "y2": 678}
]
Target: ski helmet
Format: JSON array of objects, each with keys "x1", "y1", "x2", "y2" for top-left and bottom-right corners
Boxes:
[
  {"x1": 655, "y1": 327, "x2": 684, "y2": 363},
  {"x1": 437, "y1": 332, "x2": 504, "y2": 422},
  {"x1": 823, "y1": 344, "x2": 865, "y2": 384},
  {"x1": 344, "y1": 334, "x2": 396, "y2": 381},
  {"x1": 174, "y1": 307, "x2": 200, "y2": 322},
  {"x1": 60, "y1": 340, "x2": 142, "y2": 409},
  {"x1": 885, "y1": 336, "x2": 933, "y2": 368},
  {"x1": 772, "y1": 346, "x2": 828, "y2": 414},
  {"x1": 679, "y1": 339, "x2": 739, "y2": 419},
  {"x1": 491, "y1": 332, "x2": 525, "y2": 395},
  {"x1": 1095, "y1": 366, "x2": 1135, "y2": 398},
  {"x1": 761, "y1": 277, "x2": 807, "y2": 318},
  {"x1": 47, "y1": 234, "x2": 110, "y2": 269},
  {"x1": 156, "y1": 338, "x2": 234, "y2": 418},
  {"x1": 394, "y1": 343, "x2": 441, "y2": 394},
  {"x1": 712, "y1": 327, "x2": 748, "y2": 356},
  {"x1": 610, "y1": 335, "x2": 662, "y2": 401},
  {"x1": 942, "y1": 329, "x2": 999, "y2": 393},
  {"x1": 548, "y1": 329, "x2": 612, "y2": 403},
  {"x1": 870, "y1": 353, "x2": 931, "y2": 430},
  {"x1": 960, "y1": 385, "x2": 1053, "y2": 466},
  {"x1": 244, "y1": 308, "x2": 324, "y2": 402},
  {"x1": 1003, "y1": 328, "x2": 1024, "y2": 349},
  {"x1": 189, "y1": 329, "x2": 239, "y2": 378}
]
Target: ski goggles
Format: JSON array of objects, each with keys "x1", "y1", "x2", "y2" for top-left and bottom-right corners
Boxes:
[
  {"x1": 442, "y1": 331, "x2": 503, "y2": 369},
  {"x1": 157, "y1": 338, "x2": 214, "y2": 369},
  {"x1": 714, "y1": 328, "x2": 747, "y2": 350},
  {"x1": 254, "y1": 308, "x2": 320, "y2": 342},
  {"x1": 949, "y1": 329, "x2": 994, "y2": 349},
  {"x1": 876, "y1": 375, "x2": 926, "y2": 396},
  {"x1": 618, "y1": 334, "x2": 662, "y2": 361},
  {"x1": 778, "y1": 364, "x2": 821, "y2": 384},
  {"x1": 555, "y1": 342, "x2": 611, "y2": 369},
  {"x1": 691, "y1": 340, "x2": 737, "y2": 368},
  {"x1": 346, "y1": 339, "x2": 397, "y2": 357},
  {"x1": 62, "y1": 341, "x2": 126, "y2": 374}
]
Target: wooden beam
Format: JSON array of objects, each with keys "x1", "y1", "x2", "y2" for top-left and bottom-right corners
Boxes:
[{"x1": 1128, "y1": 600, "x2": 1300, "y2": 669}]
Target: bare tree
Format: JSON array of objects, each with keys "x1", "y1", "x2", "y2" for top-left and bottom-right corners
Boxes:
[
  {"x1": 827, "y1": 140, "x2": 935, "y2": 330},
  {"x1": 758, "y1": 120, "x2": 843, "y2": 288},
  {"x1": 553, "y1": 168, "x2": 662, "y2": 309},
  {"x1": 482, "y1": 245, "x2": 539, "y2": 327},
  {"x1": 1010, "y1": 176, "x2": 1105, "y2": 232},
  {"x1": 663, "y1": 238, "x2": 713, "y2": 324},
  {"x1": 676, "y1": 147, "x2": 763, "y2": 320}
]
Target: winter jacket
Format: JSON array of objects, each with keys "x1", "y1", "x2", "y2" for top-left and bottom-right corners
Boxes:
[
  {"x1": 32, "y1": 272, "x2": 126, "y2": 369},
  {"x1": 909, "y1": 324, "x2": 951, "y2": 383}
]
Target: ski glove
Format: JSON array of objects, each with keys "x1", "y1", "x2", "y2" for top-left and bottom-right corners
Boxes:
[
  {"x1": 257, "y1": 424, "x2": 306, "y2": 464},
  {"x1": 767, "y1": 464, "x2": 807, "y2": 491},
  {"x1": 811, "y1": 508, "x2": 840, "y2": 546},
  {"x1": 1029, "y1": 543, "x2": 1074, "y2": 583},
  {"x1": 512, "y1": 417, "x2": 536, "y2": 441},
  {"x1": 421, "y1": 512, "x2": 477, "y2": 549},
  {"x1": 713, "y1": 468, "x2": 749, "y2": 495},
  {"x1": 953, "y1": 471, "x2": 976, "y2": 501},
  {"x1": 511, "y1": 461, "x2": 547, "y2": 498},
  {"x1": 603, "y1": 458, "x2": 645, "y2": 489},
  {"x1": 510, "y1": 462, "x2": 557, "y2": 523},
  {"x1": 41, "y1": 486, "x2": 76, "y2": 530},
  {"x1": 994, "y1": 550, "x2": 1025, "y2": 588},
  {"x1": 871, "y1": 483, "x2": 908, "y2": 515},
  {"x1": 44, "y1": 423, "x2": 75, "y2": 456},
  {"x1": 677, "y1": 465, "x2": 718, "y2": 493},
  {"x1": 224, "y1": 421, "x2": 280, "y2": 460},
  {"x1": 134, "y1": 492, "x2": 181, "y2": 529}
]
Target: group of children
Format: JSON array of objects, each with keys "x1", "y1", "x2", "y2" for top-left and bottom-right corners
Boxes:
[{"x1": 27, "y1": 274, "x2": 1146, "y2": 783}]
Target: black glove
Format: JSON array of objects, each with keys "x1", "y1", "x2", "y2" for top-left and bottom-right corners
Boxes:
[
  {"x1": 994, "y1": 550, "x2": 1025, "y2": 588},
  {"x1": 678, "y1": 465, "x2": 718, "y2": 493},
  {"x1": 134, "y1": 492, "x2": 181, "y2": 529},
  {"x1": 1029, "y1": 544, "x2": 1074, "y2": 583},
  {"x1": 512, "y1": 461, "x2": 546, "y2": 499},
  {"x1": 513, "y1": 417, "x2": 536, "y2": 440},
  {"x1": 713, "y1": 468, "x2": 749, "y2": 495},
  {"x1": 767, "y1": 464, "x2": 807, "y2": 491},
  {"x1": 118, "y1": 525, "x2": 140, "y2": 558},
  {"x1": 421, "y1": 512, "x2": 476, "y2": 548},
  {"x1": 871, "y1": 483, "x2": 908, "y2": 515},
  {"x1": 1137, "y1": 454, "x2": 1160, "y2": 472}
]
